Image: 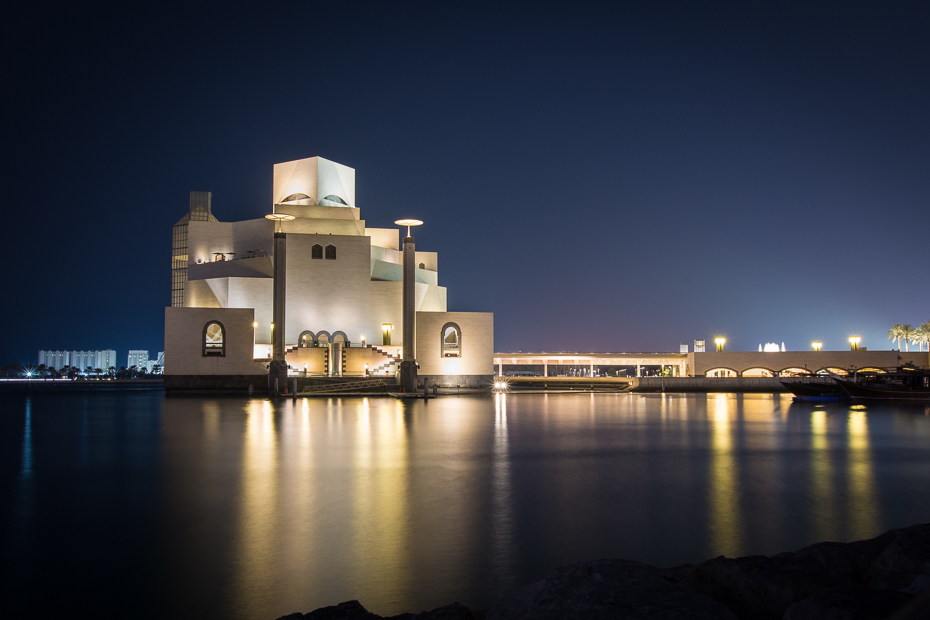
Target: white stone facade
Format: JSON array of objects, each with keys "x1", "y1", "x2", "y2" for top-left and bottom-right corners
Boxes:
[{"x1": 165, "y1": 156, "x2": 493, "y2": 381}]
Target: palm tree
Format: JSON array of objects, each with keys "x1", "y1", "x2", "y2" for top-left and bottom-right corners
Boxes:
[
  {"x1": 888, "y1": 324, "x2": 904, "y2": 350},
  {"x1": 901, "y1": 324, "x2": 915, "y2": 352},
  {"x1": 914, "y1": 322, "x2": 930, "y2": 353}
]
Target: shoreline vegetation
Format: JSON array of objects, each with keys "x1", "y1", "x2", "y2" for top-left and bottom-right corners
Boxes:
[{"x1": 277, "y1": 523, "x2": 930, "y2": 620}]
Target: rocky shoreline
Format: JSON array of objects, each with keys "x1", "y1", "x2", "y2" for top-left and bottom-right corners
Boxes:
[{"x1": 277, "y1": 523, "x2": 930, "y2": 620}]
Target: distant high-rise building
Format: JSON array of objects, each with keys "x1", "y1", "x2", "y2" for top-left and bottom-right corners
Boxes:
[
  {"x1": 41, "y1": 350, "x2": 117, "y2": 372},
  {"x1": 38, "y1": 350, "x2": 69, "y2": 371},
  {"x1": 128, "y1": 350, "x2": 149, "y2": 369},
  {"x1": 172, "y1": 191, "x2": 218, "y2": 307}
]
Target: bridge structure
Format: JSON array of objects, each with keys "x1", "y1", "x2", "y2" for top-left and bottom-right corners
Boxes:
[{"x1": 493, "y1": 352, "x2": 688, "y2": 378}]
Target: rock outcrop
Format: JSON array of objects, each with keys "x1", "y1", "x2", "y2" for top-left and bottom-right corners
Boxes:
[{"x1": 278, "y1": 523, "x2": 930, "y2": 620}]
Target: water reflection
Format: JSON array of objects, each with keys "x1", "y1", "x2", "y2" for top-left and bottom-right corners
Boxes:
[
  {"x1": 846, "y1": 410, "x2": 879, "y2": 538},
  {"x1": 20, "y1": 397, "x2": 32, "y2": 479},
  {"x1": 809, "y1": 409, "x2": 835, "y2": 541},
  {"x1": 234, "y1": 400, "x2": 279, "y2": 611},
  {"x1": 490, "y1": 394, "x2": 515, "y2": 591},
  {"x1": 349, "y1": 399, "x2": 411, "y2": 605},
  {"x1": 708, "y1": 394, "x2": 742, "y2": 557},
  {"x1": 66, "y1": 393, "x2": 929, "y2": 620}
]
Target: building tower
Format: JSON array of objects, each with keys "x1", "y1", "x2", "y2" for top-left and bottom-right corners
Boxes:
[{"x1": 171, "y1": 191, "x2": 217, "y2": 307}]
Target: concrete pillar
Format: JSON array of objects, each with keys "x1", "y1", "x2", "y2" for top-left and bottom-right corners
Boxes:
[
  {"x1": 330, "y1": 342, "x2": 342, "y2": 376},
  {"x1": 399, "y1": 235, "x2": 417, "y2": 391},
  {"x1": 544, "y1": 362, "x2": 548, "y2": 377},
  {"x1": 636, "y1": 364, "x2": 641, "y2": 378},
  {"x1": 497, "y1": 360, "x2": 502, "y2": 377},
  {"x1": 268, "y1": 231, "x2": 287, "y2": 394}
]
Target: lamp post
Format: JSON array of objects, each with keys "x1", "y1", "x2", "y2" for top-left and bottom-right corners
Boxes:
[
  {"x1": 395, "y1": 218, "x2": 423, "y2": 392},
  {"x1": 849, "y1": 336, "x2": 860, "y2": 351},
  {"x1": 715, "y1": 337, "x2": 726, "y2": 352},
  {"x1": 265, "y1": 212, "x2": 294, "y2": 395},
  {"x1": 812, "y1": 342, "x2": 822, "y2": 352}
]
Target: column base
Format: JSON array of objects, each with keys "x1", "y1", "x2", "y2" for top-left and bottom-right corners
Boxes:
[
  {"x1": 268, "y1": 360, "x2": 288, "y2": 395},
  {"x1": 399, "y1": 360, "x2": 418, "y2": 392}
]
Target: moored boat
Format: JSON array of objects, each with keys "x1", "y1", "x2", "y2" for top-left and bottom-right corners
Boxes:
[
  {"x1": 780, "y1": 378, "x2": 849, "y2": 400},
  {"x1": 833, "y1": 368, "x2": 930, "y2": 400}
]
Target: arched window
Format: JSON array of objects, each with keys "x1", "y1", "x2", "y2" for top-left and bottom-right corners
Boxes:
[
  {"x1": 322, "y1": 194, "x2": 347, "y2": 205},
  {"x1": 281, "y1": 193, "x2": 312, "y2": 204},
  {"x1": 317, "y1": 331, "x2": 331, "y2": 344},
  {"x1": 325, "y1": 244, "x2": 336, "y2": 260},
  {"x1": 203, "y1": 321, "x2": 226, "y2": 357},
  {"x1": 298, "y1": 330, "x2": 316, "y2": 347},
  {"x1": 441, "y1": 322, "x2": 461, "y2": 358},
  {"x1": 311, "y1": 244, "x2": 323, "y2": 259},
  {"x1": 332, "y1": 331, "x2": 348, "y2": 343}
]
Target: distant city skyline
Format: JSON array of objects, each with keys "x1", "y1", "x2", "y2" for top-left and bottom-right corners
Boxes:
[{"x1": 2, "y1": 3, "x2": 927, "y2": 362}]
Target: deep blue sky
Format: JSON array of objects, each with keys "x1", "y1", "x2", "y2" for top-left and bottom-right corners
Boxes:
[{"x1": 2, "y1": 1, "x2": 928, "y2": 365}]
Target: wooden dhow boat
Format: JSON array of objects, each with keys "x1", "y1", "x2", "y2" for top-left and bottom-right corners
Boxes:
[{"x1": 833, "y1": 367, "x2": 930, "y2": 400}]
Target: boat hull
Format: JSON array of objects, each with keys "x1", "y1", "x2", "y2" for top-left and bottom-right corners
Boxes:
[
  {"x1": 833, "y1": 377, "x2": 930, "y2": 400},
  {"x1": 780, "y1": 379, "x2": 848, "y2": 400}
]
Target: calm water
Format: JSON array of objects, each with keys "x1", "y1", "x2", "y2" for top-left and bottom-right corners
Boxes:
[{"x1": 2, "y1": 392, "x2": 930, "y2": 618}]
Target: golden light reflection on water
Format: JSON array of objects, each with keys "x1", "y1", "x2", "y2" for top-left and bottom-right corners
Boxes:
[
  {"x1": 491, "y1": 394, "x2": 515, "y2": 587},
  {"x1": 810, "y1": 409, "x2": 835, "y2": 541},
  {"x1": 235, "y1": 400, "x2": 278, "y2": 610},
  {"x1": 846, "y1": 410, "x2": 879, "y2": 537},
  {"x1": 709, "y1": 394, "x2": 742, "y2": 557},
  {"x1": 202, "y1": 402, "x2": 220, "y2": 439},
  {"x1": 349, "y1": 398, "x2": 410, "y2": 604}
]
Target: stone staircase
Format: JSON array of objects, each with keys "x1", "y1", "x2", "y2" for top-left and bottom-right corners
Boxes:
[{"x1": 368, "y1": 345, "x2": 400, "y2": 376}]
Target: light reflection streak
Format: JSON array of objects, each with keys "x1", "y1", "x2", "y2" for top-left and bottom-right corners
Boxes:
[
  {"x1": 709, "y1": 394, "x2": 742, "y2": 557},
  {"x1": 846, "y1": 410, "x2": 879, "y2": 538},
  {"x1": 349, "y1": 398, "x2": 410, "y2": 602},
  {"x1": 810, "y1": 410, "x2": 834, "y2": 541},
  {"x1": 234, "y1": 399, "x2": 279, "y2": 610},
  {"x1": 202, "y1": 402, "x2": 220, "y2": 440},
  {"x1": 491, "y1": 393, "x2": 516, "y2": 590},
  {"x1": 20, "y1": 398, "x2": 33, "y2": 479}
]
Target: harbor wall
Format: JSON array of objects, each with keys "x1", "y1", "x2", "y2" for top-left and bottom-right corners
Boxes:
[{"x1": 634, "y1": 377, "x2": 788, "y2": 392}]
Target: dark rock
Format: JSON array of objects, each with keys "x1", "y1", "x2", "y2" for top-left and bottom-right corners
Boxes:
[
  {"x1": 794, "y1": 532, "x2": 896, "y2": 586},
  {"x1": 667, "y1": 553, "x2": 831, "y2": 620},
  {"x1": 388, "y1": 602, "x2": 481, "y2": 619},
  {"x1": 277, "y1": 600, "x2": 382, "y2": 620},
  {"x1": 484, "y1": 558, "x2": 737, "y2": 619},
  {"x1": 668, "y1": 525, "x2": 930, "y2": 619},
  {"x1": 277, "y1": 601, "x2": 481, "y2": 620},
  {"x1": 278, "y1": 525, "x2": 930, "y2": 620},
  {"x1": 867, "y1": 524, "x2": 930, "y2": 593},
  {"x1": 782, "y1": 586, "x2": 913, "y2": 620}
]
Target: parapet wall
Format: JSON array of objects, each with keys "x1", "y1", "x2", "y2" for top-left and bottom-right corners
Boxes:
[
  {"x1": 635, "y1": 377, "x2": 787, "y2": 392},
  {"x1": 687, "y1": 350, "x2": 926, "y2": 376}
]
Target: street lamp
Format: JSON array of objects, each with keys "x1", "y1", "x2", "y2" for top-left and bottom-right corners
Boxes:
[
  {"x1": 715, "y1": 337, "x2": 726, "y2": 352},
  {"x1": 382, "y1": 323, "x2": 393, "y2": 346},
  {"x1": 849, "y1": 336, "x2": 860, "y2": 351},
  {"x1": 264, "y1": 212, "x2": 295, "y2": 232},
  {"x1": 812, "y1": 342, "x2": 822, "y2": 352}
]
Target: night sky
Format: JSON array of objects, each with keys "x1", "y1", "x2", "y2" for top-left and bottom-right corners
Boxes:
[{"x1": 2, "y1": 1, "x2": 928, "y2": 366}]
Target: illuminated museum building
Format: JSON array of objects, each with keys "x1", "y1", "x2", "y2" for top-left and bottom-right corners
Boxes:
[{"x1": 164, "y1": 156, "x2": 493, "y2": 388}]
